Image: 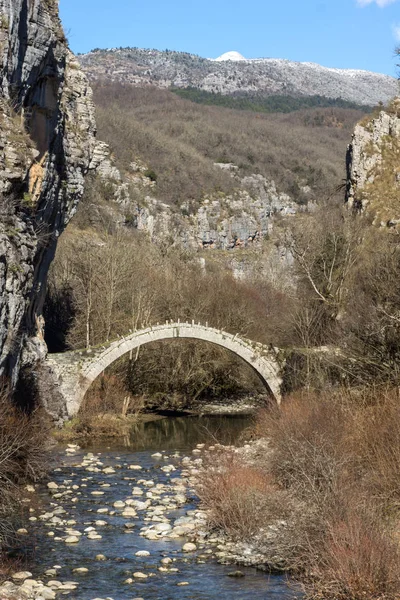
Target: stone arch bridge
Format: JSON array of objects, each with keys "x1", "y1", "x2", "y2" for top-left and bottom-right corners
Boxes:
[{"x1": 45, "y1": 321, "x2": 283, "y2": 419}]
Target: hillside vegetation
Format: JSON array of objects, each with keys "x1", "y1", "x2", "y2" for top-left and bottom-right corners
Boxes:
[
  {"x1": 171, "y1": 88, "x2": 373, "y2": 114},
  {"x1": 93, "y1": 82, "x2": 364, "y2": 206}
]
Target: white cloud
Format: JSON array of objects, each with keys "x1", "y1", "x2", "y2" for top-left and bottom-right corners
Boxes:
[
  {"x1": 357, "y1": 0, "x2": 398, "y2": 6},
  {"x1": 393, "y1": 23, "x2": 400, "y2": 40}
]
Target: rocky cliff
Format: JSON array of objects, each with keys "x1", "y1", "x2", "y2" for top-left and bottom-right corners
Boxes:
[
  {"x1": 346, "y1": 100, "x2": 400, "y2": 225},
  {"x1": 0, "y1": 0, "x2": 96, "y2": 389},
  {"x1": 90, "y1": 142, "x2": 299, "y2": 251}
]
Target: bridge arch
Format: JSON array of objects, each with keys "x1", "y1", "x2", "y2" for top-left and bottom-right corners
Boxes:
[{"x1": 46, "y1": 322, "x2": 283, "y2": 418}]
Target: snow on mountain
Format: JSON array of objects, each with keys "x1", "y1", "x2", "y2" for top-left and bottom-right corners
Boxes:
[
  {"x1": 214, "y1": 51, "x2": 247, "y2": 61},
  {"x1": 79, "y1": 48, "x2": 399, "y2": 106}
]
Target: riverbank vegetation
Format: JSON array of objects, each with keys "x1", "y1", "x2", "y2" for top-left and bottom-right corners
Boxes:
[
  {"x1": 197, "y1": 388, "x2": 400, "y2": 599},
  {"x1": 0, "y1": 385, "x2": 49, "y2": 565}
]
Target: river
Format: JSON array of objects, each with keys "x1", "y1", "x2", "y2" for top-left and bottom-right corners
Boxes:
[{"x1": 27, "y1": 416, "x2": 302, "y2": 600}]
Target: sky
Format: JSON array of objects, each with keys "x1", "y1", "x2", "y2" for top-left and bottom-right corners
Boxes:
[{"x1": 59, "y1": 0, "x2": 400, "y2": 76}]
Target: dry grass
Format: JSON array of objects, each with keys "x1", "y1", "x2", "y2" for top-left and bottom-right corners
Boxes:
[
  {"x1": 198, "y1": 388, "x2": 400, "y2": 597},
  {"x1": 309, "y1": 509, "x2": 400, "y2": 600},
  {"x1": 258, "y1": 389, "x2": 400, "y2": 598},
  {"x1": 196, "y1": 449, "x2": 290, "y2": 540}
]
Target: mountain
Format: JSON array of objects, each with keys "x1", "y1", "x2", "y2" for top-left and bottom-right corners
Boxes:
[{"x1": 78, "y1": 47, "x2": 398, "y2": 106}]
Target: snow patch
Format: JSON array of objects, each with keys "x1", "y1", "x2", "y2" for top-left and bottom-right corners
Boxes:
[{"x1": 215, "y1": 51, "x2": 247, "y2": 62}]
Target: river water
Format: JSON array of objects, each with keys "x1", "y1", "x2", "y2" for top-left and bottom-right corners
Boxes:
[{"x1": 30, "y1": 416, "x2": 302, "y2": 600}]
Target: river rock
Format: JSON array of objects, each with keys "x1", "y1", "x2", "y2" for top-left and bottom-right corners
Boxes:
[
  {"x1": 12, "y1": 571, "x2": 32, "y2": 581},
  {"x1": 73, "y1": 568, "x2": 89, "y2": 574},
  {"x1": 182, "y1": 543, "x2": 197, "y2": 552}
]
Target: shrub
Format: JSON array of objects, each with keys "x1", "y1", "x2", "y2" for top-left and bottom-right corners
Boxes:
[
  {"x1": 0, "y1": 384, "x2": 49, "y2": 548},
  {"x1": 251, "y1": 388, "x2": 400, "y2": 596},
  {"x1": 143, "y1": 168, "x2": 157, "y2": 182},
  {"x1": 311, "y1": 508, "x2": 400, "y2": 600},
  {"x1": 196, "y1": 449, "x2": 290, "y2": 540}
]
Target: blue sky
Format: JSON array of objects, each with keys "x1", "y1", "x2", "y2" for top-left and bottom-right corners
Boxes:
[{"x1": 60, "y1": 0, "x2": 400, "y2": 76}]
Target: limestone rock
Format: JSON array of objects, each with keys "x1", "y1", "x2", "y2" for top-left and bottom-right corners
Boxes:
[
  {"x1": 0, "y1": 0, "x2": 96, "y2": 392},
  {"x1": 346, "y1": 101, "x2": 400, "y2": 225}
]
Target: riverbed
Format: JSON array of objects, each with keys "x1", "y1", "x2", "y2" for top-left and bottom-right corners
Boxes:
[{"x1": 26, "y1": 416, "x2": 302, "y2": 599}]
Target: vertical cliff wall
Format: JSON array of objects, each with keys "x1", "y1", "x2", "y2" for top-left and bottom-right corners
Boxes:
[
  {"x1": 0, "y1": 0, "x2": 96, "y2": 389},
  {"x1": 346, "y1": 100, "x2": 400, "y2": 225}
]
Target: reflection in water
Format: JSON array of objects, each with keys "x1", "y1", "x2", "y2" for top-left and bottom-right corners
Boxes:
[{"x1": 87, "y1": 415, "x2": 254, "y2": 453}]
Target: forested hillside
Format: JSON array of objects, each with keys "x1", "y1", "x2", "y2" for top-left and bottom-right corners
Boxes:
[{"x1": 93, "y1": 82, "x2": 365, "y2": 206}]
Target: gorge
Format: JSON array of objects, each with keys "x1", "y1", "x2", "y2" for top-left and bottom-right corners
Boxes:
[{"x1": 0, "y1": 1, "x2": 399, "y2": 599}]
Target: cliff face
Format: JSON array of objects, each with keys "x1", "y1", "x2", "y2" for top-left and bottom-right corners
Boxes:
[
  {"x1": 346, "y1": 100, "x2": 400, "y2": 226},
  {"x1": 0, "y1": 0, "x2": 96, "y2": 387},
  {"x1": 91, "y1": 143, "x2": 299, "y2": 251}
]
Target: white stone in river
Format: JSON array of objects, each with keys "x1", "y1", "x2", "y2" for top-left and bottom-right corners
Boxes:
[
  {"x1": 113, "y1": 501, "x2": 125, "y2": 508},
  {"x1": 97, "y1": 508, "x2": 108, "y2": 514},
  {"x1": 39, "y1": 587, "x2": 56, "y2": 599},
  {"x1": 47, "y1": 482, "x2": 58, "y2": 490},
  {"x1": 161, "y1": 557, "x2": 173, "y2": 564},
  {"x1": 95, "y1": 520, "x2": 107, "y2": 526},
  {"x1": 91, "y1": 491, "x2": 104, "y2": 496},
  {"x1": 17, "y1": 528, "x2": 28, "y2": 534},
  {"x1": 87, "y1": 532, "x2": 102, "y2": 540},
  {"x1": 182, "y1": 543, "x2": 197, "y2": 552},
  {"x1": 73, "y1": 567, "x2": 89, "y2": 574},
  {"x1": 135, "y1": 550, "x2": 150, "y2": 557},
  {"x1": 151, "y1": 453, "x2": 162, "y2": 459},
  {"x1": 133, "y1": 572, "x2": 148, "y2": 579},
  {"x1": 58, "y1": 582, "x2": 78, "y2": 590},
  {"x1": 154, "y1": 523, "x2": 172, "y2": 532},
  {"x1": 95, "y1": 554, "x2": 107, "y2": 561},
  {"x1": 128, "y1": 465, "x2": 142, "y2": 470},
  {"x1": 65, "y1": 536, "x2": 79, "y2": 544},
  {"x1": 12, "y1": 571, "x2": 32, "y2": 581},
  {"x1": 145, "y1": 531, "x2": 160, "y2": 540},
  {"x1": 122, "y1": 507, "x2": 137, "y2": 517},
  {"x1": 131, "y1": 487, "x2": 143, "y2": 495},
  {"x1": 132, "y1": 500, "x2": 149, "y2": 510},
  {"x1": 84, "y1": 526, "x2": 96, "y2": 532},
  {"x1": 177, "y1": 582, "x2": 190, "y2": 586},
  {"x1": 103, "y1": 467, "x2": 115, "y2": 474}
]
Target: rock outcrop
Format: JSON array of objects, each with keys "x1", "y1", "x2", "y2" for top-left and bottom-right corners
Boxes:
[
  {"x1": 0, "y1": 0, "x2": 96, "y2": 388},
  {"x1": 92, "y1": 142, "x2": 298, "y2": 251},
  {"x1": 346, "y1": 100, "x2": 400, "y2": 225}
]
